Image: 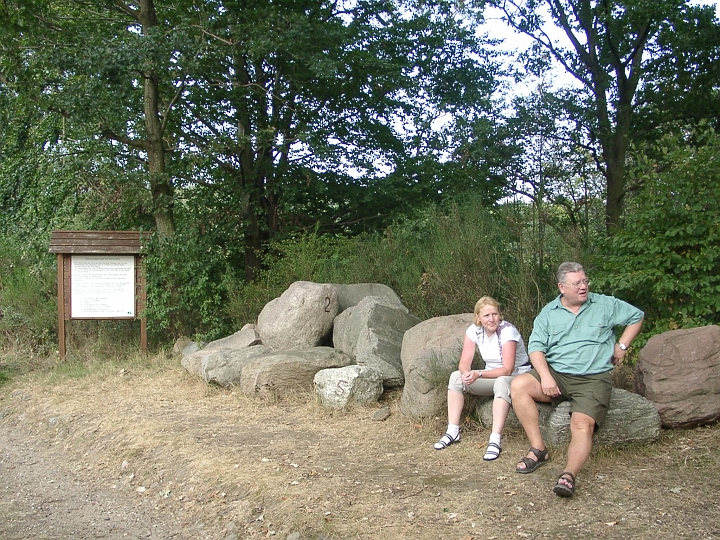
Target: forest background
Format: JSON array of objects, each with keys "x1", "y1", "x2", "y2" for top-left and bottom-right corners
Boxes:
[{"x1": 1, "y1": 0, "x2": 720, "y2": 379}]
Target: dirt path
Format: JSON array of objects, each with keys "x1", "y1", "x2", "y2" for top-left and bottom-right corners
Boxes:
[
  {"x1": 1, "y1": 365, "x2": 719, "y2": 540},
  {"x1": 0, "y1": 415, "x2": 196, "y2": 540}
]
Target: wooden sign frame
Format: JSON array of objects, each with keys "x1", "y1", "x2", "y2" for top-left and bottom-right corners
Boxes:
[{"x1": 49, "y1": 230, "x2": 150, "y2": 359}]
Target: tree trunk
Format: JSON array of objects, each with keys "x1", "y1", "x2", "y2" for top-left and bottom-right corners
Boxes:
[{"x1": 137, "y1": 0, "x2": 175, "y2": 238}]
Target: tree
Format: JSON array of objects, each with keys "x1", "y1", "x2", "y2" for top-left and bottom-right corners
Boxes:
[
  {"x1": 102, "y1": 0, "x2": 177, "y2": 237},
  {"x1": 594, "y1": 130, "x2": 720, "y2": 339},
  {"x1": 157, "y1": 0, "x2": 502, "y2": 281},
  {"x1": 505, "y1": 80, "x2": 605, "y2": 260},
  {"x1": 484, "y1": 0, "x2": 720, "y2": 231},
  {"x1": 1, "y1": 0, "x2": 501, "y2": 282},
  {"x1": 1, "y1": 0, "x2": 183, "y2": 237}
]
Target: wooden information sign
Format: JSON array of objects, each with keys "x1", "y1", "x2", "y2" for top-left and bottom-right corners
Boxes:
[{"x1": 49, "y1": 230, "x2": 150, "y2": 359}]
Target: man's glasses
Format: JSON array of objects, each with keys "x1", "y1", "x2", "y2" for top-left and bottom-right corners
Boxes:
[{"x1": 563, "y1": 279, "x2": 590, "y2": 289}]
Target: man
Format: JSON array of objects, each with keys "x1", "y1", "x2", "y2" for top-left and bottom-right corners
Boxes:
[{"x1": 510, "y1": 261, "x2": 644, "y2": 498}]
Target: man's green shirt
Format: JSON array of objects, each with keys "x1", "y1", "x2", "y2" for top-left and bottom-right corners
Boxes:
[{"x1": 527, "y1": 292, "x2": 644, "y2": 375}]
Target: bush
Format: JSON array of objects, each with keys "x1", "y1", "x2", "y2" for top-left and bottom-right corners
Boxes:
[
  {"x1": 143, "y1": 230, "x2": 237, "y2": 342},
  {"x1": 593, "y1": 132, "x2": 720, "y2": 346},
  {"x1": 226, "y1": 196, "x2": 578, "y2": 338},
  {"x1": 0, "y1": 236, "x2": 57, "y2": 355}
]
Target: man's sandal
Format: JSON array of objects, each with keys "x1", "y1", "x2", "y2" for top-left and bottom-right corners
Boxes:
[
  {"x1": 553, "y1": 471, "x2": 576, "y2": 497},
  {"x1": 433, "y1": 432, "x2": 460, "y2": 450},
  {"x1": 483, "y1": 442, "x2": 502, "y2": 461},
  {"x1": 515, "y1": 446, "x2": 549, "y2": 474}
]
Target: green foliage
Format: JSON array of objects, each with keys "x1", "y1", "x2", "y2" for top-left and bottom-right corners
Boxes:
[
  {"x1": 0, "y1": 187, "x2": 588, "y2": 360},
  {"x1": 226, "y1": 196, "x2": 577, "y2": 338},
  {"x1": 375, "y1": 199, "x2": 562, "y2": 337},
  {"x1": 486, "y1": 0, "x2": 720, "y2": 230},
  {"x1": 143, "y1": 231, "x2": 238, "y2": 342},
  {"x1": 225, "y1": 232, "x2": 389, "y2": 326},
  {"x1": 593, "y1": 132, "x2": 720, "y2": 344},
  {"x1": 0, "y1": 235, "x2": 57, "y2": 355}
]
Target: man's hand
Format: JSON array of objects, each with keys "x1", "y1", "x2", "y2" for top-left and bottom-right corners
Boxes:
[
  {"x1": 540, "y1": 375, "x2": 561, "y2": 397},
  {"x1": 612, "y1": 343, "x2": 627, "y2": 366}
]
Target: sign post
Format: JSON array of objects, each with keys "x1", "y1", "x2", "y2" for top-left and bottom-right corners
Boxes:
[{"x1": 49, "y1": 231, "x2": 150, "y2": 359}]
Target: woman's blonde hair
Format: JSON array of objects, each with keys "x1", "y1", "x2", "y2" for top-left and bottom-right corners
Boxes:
[{"x1": 473, "y1": 296, "x2": 503, "y2": 326}]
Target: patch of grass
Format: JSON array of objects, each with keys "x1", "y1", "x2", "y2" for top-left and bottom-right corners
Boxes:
[
  {"x1": 45, "y1": 360, "x2": 94, "y2": 381},
  {"x1": 1, "y1": 346, "x2": 177, "y2": 392}
]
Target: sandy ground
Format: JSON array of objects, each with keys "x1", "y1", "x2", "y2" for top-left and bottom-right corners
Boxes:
[{"x1": 1, "y1": 363, "x2": 719, "y2": 540}]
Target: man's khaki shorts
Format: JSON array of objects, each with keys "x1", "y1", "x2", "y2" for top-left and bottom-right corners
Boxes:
[{"x1": 527, "y1": 365, "x2": 612, "y2": 427}]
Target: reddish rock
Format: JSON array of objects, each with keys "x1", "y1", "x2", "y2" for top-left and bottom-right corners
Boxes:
[{"x1": 636, "y1": 325, "x2": 720, "y2": 428}]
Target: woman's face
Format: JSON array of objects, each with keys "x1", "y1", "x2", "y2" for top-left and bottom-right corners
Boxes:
[{"x1": 478, "y1": 304, "x2": 500, "y2": 333}]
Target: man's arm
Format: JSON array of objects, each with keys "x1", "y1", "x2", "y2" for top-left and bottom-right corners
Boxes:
[{"x1": 613, "y1": 318, "x2": 644, "y2": 365}]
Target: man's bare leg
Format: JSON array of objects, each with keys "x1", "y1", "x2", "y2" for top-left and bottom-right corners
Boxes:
[
  {"x1": 557, "y1": 412, "x2": 595, "y2": 488},
  {"x1": 511, "y1": 373, "x2": 552, "y2": 470}
]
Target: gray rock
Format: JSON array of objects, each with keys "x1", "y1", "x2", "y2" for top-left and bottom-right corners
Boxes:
[
  {"x1": 333, "y1": 296, "x2": 421, "y2": 388},
  {"x1": 371, "y1": 407, "x2": 391, "y2": 422},
  {"x1": 476, "y1": 388, "x2": 661, "y2": 447},
  {"x1": 240, "y1": 347, "x2": 353, "y2": 398},
  {"x1": 536, "y1": 388, "x2": 661, "y2": 446},
  {"x1": 256, "y1": 282, "x2": 339, "y2": 352},
  {"x1": 400, "y1": 313, "x2": 474, "y2": 419},
  {"x1": 204, "y1": 324, "x2": 261, "y2": 350},
  {"x1": 476, "y1": 396, "x2": 519, "y2": 429},
  {"x1": 330, "y1": 283, "x2": 406, "y2": 313},
  {"x1": 173, "y1": 336, "x2": 193, "y2": 356},
  {"x1": 174, "y1": 336, "x2": 203, "y2": 357},
  {"x1": 314, "y1": 365, "x2": 383, "y2": 409},
  {"x1": 636, "y1": 325, "x2": 720, "y2": 428},
  {"x1": 181, "y1": 345, "x2": 268, "y2": 386}
]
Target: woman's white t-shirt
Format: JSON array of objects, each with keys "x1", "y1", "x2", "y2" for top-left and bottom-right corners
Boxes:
[{"x1": 466, "y1": 321, "x2": 531, "y2": 374}]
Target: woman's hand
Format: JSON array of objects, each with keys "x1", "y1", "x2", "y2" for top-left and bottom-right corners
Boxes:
[{"x1": 461, "y1": 370, "x2": 480, "y2": 385}]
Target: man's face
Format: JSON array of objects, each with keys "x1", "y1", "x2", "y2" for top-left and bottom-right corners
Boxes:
[{"x1": 559, "y1": 271, "x2": 589, "y2": 305}]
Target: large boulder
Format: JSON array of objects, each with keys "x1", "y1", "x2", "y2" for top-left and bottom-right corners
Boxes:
[
  {"x1": 333, "y1": 296, "x2": 421, "y2": 388},
  {"x1": 400, "y1": 313, "x2": 474, "y2": 419},
  {"x1": 476, "y1": 388, "x2": 661, "y2": 446},
  {"x1": 181, "y1": 345, "x2": 268, "y2": 386},
  {"x1": 240, "y1": 347, "x2": 353, "y2": 398},
  {"x1": 314, "y1": 365, "x2": 383, "y2": 409},
  {"x1": 174, "y1": 336, "x2": 202, "y2": 357},
  {"x1": 330, "y1": 283, "x2": 406, "y2": 313},
  {"x1": 539, "y1": 388, "x2": 661, "y2": 446},
  {"x1": 203, "y1": 324, "x2": 261, "y2": 351},
  {"x1": 475, "y1": 388, "x2": 661, "y2": 446},
  {"x1": 635, "y1": 325, "x2": 720, "y2": 428},
  {"x1": 256, "y1": 282, "x2": 339, "y2": 352}
]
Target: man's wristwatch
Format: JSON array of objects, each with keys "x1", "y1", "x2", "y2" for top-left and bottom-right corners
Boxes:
[
  {"x1": 618, "y1": 343, "x2": 628, "y2": 351},
  {"x1": 478, "y1": 370, "x2": 482, "y2": 378}
]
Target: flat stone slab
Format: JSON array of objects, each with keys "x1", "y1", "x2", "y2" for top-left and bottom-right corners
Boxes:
[{"x1": 476, "y1": 388, "x2": 661, "y2": 447}]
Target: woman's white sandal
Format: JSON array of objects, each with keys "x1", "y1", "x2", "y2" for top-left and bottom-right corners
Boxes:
[
  {"x1": 483, "y1": 441, "x2": 502, "y2": 461},
  {"x1": 433, "y1": 432, "x2": 460, "y2": 450}
]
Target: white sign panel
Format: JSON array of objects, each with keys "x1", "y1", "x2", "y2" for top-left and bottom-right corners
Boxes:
[{"x1": 71, "y1": 255, "x2": 136, "y2": 318}]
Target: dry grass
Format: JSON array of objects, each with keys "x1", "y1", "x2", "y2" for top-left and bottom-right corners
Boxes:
[{"x1": 2, "y1": 356, "x2": 719, "y2": 539}]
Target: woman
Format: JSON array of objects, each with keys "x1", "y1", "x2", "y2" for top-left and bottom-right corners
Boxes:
[{"x1": 434, "y1": 296, "x2": 531, "y2": 460}]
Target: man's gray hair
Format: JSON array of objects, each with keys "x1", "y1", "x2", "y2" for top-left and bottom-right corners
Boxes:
[{"x1": 557, "y1": 262, "x2": 584, "y2": 284}]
